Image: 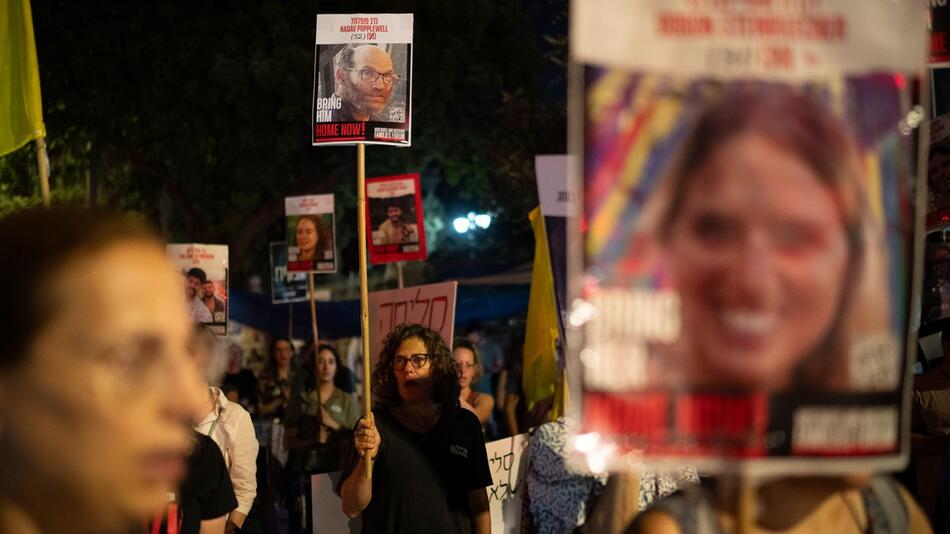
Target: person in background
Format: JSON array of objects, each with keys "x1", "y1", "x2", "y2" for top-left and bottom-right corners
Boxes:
[
  {"x1": 340, "y1": 323, "x2": 492, "y2": 534},
  {"x1": 453, "y1": 338, "x2": 495, "y2": 426},
  {"x1": 628, "y1": 475, "x2": 931, "y2": 534},
  {"x1": 167, "y1": 432, "x2": 237, "y2": 534},
  {"x1": 258, "y1": 337, "x2": 296, "y2": 420},
  {"x1": 0, "y1": 208, "x2": 205, "y2": 534},
  {"x1": 191, "y1": 325, "x2": 259, "y2": 533},
  {"x1": 285, "y1": 343, "x2": 359, "y2": 473},
  {"x1": 223, "y1": 343, "x2": 260, "y2": 415}
]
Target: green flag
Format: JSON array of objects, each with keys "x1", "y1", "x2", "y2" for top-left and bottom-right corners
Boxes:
[{"x1": 1, "y1": 0, "x2": 45, "y2": 157}]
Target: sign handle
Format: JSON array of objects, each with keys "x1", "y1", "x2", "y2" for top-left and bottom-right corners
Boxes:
[
  {"x1": 308, "y1": 272, "x2": 325, "y2": 441},
  {"x1": 737, "y1": 477, "x2": 755, "y2": 534},
  {"x1": 396, "y1": 261, "x2": 405, "y2": 289},
  {"x1": 356, "y1": 143, "x2": 373, "y2": 478},
  {"x1": 36, "y1": 136, "x2": 50, "y2": 207}
]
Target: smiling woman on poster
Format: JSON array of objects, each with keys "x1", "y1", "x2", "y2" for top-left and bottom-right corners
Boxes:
[
  {"x1": 339, "y1": 324, "x2": 492, "y2": 534},
  {"x1": 294, "y1": 215, "x2": 332, "y2": 263},
  {"x1": 643, "y1": 86, "x2": 893, "y2": 393}
]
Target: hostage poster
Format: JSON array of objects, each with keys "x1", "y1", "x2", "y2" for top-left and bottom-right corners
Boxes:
[
  {"x1": 286, "y1": 194, "x2": 337, "y2": 273},
  {"x1": 270, "y1": 242, "x2": 310, "y2": 304},
  {"x1": 168, "y1": 244, "x2": 229, "y2": 335},
  {"x1": 366, "y1": 173, "x2": 427, "y2": 263},
  {"x1": 312, "y1": 13, "x2": 413, "y2": 147},
  {"x1": 571, "y1": 0, "x2": 926, "y2": 474}
]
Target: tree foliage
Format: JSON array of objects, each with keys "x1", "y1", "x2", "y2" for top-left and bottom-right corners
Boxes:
[{"x1": 1, "y1": 0, "x2": 567, "y2": 289}]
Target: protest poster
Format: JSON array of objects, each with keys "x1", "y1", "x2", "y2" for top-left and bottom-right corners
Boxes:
[
  {"x1": 367, "y1": 281, "x2": 457, "y2": 362},
  {"x1": 571, "y1": 0, "x2": 925, "y2": 474},
  {"x1": 285, "y1": 194, "x2": 337, "y2": 273},
  {"x1": 485, "y1": 434, "x2": 528, "y2": 534},
  {"x1": 366, "y1": 173, "x2": 426, "y2": 263},
  {"x1": 269, "y1": 242, "x2": 310, "y2": 304},
  {"x1": 312, "y1": 13, "x2": 413, "y2": 147},
  {"x1": 167, "y1": 244, "x2": 229, "y2": 335}
]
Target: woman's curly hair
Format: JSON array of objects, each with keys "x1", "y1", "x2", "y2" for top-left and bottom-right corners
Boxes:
[{"x1": 372, "y1": 323, "x2": 460, "y2": 410}]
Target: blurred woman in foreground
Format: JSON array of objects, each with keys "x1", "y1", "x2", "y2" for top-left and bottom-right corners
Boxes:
[{"x1": 0, "y1": 208, "x2": 204, "y2": 534}]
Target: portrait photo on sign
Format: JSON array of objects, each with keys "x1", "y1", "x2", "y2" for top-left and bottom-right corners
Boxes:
[
  {"x1": 314, "y1": 43, "x2": 409, "y2": 124},
  {"x1": 366, "y1": 173, "x2": 426, "y2": 264},
  {"x1": 286, "y1": 213, "x2": 336, "y2": 273},
  {"x1": 167, "y1": 244, "x2": 229, "y2": 335},
  {"x1": 270, "y1": 242, "x2": 310, "y2": 304},
  {"x1": 579, "y1": 72, "x2": 912, "y2": 466}
]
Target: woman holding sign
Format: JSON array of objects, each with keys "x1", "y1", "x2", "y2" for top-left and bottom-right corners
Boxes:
[{"x1": 339, "y1": 324, "x2": 492, "y2": 534}]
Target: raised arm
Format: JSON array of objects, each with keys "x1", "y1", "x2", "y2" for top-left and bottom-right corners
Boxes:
[{"x1": 340, "y1": 413, "x2": 380, "y2": 518}]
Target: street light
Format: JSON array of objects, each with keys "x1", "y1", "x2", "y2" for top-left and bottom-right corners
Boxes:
[{"x1": 452, "y1": 212, "x2": 492, "y2": 234}]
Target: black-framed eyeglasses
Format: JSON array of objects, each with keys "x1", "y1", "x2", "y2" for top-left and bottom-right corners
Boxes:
[
  {"x1": 393, "y1": 353, "x2": 429, "y2": 370},
  {"x1": 344, "y1": 67, "x2": 401, "y2": 85}
]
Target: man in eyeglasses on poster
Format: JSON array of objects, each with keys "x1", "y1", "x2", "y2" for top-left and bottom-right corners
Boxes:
[{"x1": 331, "y1": 44, "x2": 400, "y2": 122}]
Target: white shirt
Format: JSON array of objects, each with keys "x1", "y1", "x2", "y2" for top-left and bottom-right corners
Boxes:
[
  {"x1": 188, "y1": 296, "x2": 214, "y2": 323},
  {"x1": 195, "y1": 387, "x2": 259, "y2": 515}
]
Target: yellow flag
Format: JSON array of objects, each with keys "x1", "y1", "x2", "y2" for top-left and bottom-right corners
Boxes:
[
  {"x1": 0, "y1": 0, "x2": 46, "y2": 157},
  {"x1": 523, "y1": 207, "x2": 561, "y2": 414}
]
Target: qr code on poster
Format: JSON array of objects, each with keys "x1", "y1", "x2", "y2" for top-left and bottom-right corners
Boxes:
[{"x1": 389, "y1": 107, "x2": 405, "y2": 122}]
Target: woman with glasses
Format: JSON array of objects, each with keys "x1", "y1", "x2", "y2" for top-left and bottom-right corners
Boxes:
[
  {"x1": 452, "y1": 338, "x2": 495, "y2": 426},
  {"x1": 339, "y1": 324, "x2": 492, "y2": 534}
]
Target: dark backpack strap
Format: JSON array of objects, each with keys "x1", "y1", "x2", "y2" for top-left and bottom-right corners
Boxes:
[{"x1": 862, "y1": 476, "x2": 908, "y2": 534}]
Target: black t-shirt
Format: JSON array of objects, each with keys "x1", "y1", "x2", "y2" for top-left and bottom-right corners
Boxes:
[
  {"x1": 171, "y1": 433, "x2": 238, "y2": 534},
  {"x1": 341, "y1": 407, "x2": 493, "y2": 534}
]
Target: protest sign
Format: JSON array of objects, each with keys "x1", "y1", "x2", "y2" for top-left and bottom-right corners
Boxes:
[
  {"x1": 367, "y1": 281, "x2": 457, "y2": 362},
  {"x1": 312, "y1": 13, "x2": 413, "y2": 147},
  {"x1": 167, "y1": 244, "x2": 229, "y2": 335},
  {"x1": 311, "y1": 472, "x2": 360, "y2": 534},
  {"x1": 485, "y1": 434, "x2": 528, "y2": 534},
  {"x1": 285, "y1": 194, "x2": 337, "y2": 273},
  {"x1": 269, "y1": 242, "x2": 310, "y2": 304},
  {"x1": 366, "y1": 173, "x2": 426, "y2": 263},
  {"x1": 571, "y1": 0, "x2": 924, "y2": 474}
]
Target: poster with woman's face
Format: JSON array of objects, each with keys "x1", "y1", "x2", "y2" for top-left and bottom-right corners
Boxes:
[
  {"x1": 285, "y1": 194, "x2": 337, "y2": 273},
  {"x1": 571, "y1": 0, "x2": 925, "y2": 474},
  {"x1": 167, "y1": 244, "x2": 229, "y2": 335}
]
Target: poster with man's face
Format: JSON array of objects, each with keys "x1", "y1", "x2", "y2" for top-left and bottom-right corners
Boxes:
[
  {"x1": 570, "y1": 0, "x2": 925, "y2": 474},
  {"x1": 366, "y1": 173, "x2": 426, "y2": 264},
  {"x1": 270, "y1": 242, "x2": 310, "y2": 304},
  {"x1": 167, "y1": 244, "x2": 229, "y2": 335},
  {"x1": 312, "y1": 13, "x2": 413, "y2": 147},
  {"x1": 285, "y1": 194, "x2": 337, "y2": 273}
]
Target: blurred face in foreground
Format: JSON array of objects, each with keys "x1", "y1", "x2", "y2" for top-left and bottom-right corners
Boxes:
[
  {"x1": 666, "y1": 132, "x2": 849, "y2": 390},
  {"x1": 0, "y1": 241, "x2": 204, "y2": 532}
]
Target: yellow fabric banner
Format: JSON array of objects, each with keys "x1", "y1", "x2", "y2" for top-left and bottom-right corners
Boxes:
[
  {"x1": 522, "y1": 206, "x2": 561, "y2": 414},
  {"x1": 0, "y1": 0, "x2": 45, "y2": 157}
]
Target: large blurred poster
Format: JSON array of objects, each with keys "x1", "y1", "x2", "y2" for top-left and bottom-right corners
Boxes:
[
  {"x1": 270, "y1": 242, "x2": 310, "y2": 304},
  {"x1": 312, "y1": 13, "x2": 413, "y2": 147},
  {"x1": 286, "y1": 194, "x2": 337, "y2": 273},
  {"x1": 571, "y1": 0, "x2": 925, "y2": 473},
  {"x1": 366, "y1": 173, "x2": 426, "y2": 264},
  {"x1": 168, "y1": 244, "x2": 229, "y2": 335}
]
